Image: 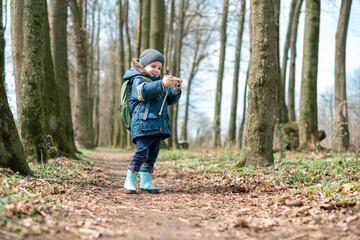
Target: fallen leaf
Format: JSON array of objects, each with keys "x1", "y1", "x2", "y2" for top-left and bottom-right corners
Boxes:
[
  {"x1": 345, "y1": 215, "x2": 359, "y2": 223},
  {"x1": 277, "y1": 194, "x2": 292, "y2": 204},
  {"x1": 285, "y1": 199, "x2": 304, "y2": 207}
]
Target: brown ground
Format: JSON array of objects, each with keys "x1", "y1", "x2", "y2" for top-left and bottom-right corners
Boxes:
[{"x1": 6, "y1": 150, "x2": 360, "y2": 240}]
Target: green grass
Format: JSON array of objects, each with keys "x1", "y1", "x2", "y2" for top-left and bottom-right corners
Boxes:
[
  {"x1": 158, "y1": 149, "x2": 360, "y2": 203},
  {"x1": 2, "y1": 148, "x2": 359, "y2": 221},
  {"x1": 0, "y1": 156, "x2": 92, "y2": 218}
]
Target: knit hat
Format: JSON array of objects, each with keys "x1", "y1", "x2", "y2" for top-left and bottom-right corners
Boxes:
[{"x1": 139, "y1": 49, "x2": 165, "y2": 67}]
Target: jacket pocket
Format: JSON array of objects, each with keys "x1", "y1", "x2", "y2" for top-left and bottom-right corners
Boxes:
[{"x1": 139, "y1": 113, "x2": 159, "y2": 132}]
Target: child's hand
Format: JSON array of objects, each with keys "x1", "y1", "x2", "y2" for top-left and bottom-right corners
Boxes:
[
  {"x1": 162, "y1": 75, "x2": 183, "y2": 91},
  {"x1": 162, "y1": 75, "x2": 175, "y2": 88}
]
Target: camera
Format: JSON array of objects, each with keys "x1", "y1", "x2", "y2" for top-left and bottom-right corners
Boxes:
[{"x1": 172, "y1": 77, "x2": 181, "y2": 88}]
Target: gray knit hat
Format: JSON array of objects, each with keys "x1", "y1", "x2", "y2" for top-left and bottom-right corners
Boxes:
[{"x1": 139, "y1": 49, "x2": 165, "y2": 67}]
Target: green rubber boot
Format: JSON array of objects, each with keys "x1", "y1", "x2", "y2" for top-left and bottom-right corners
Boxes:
[
  {"x1": 139, "y1": 167, "x2": 159, "y2": 193},
  {"x1": 124, "y1": 167, "x2": 139, "y2": 194}
]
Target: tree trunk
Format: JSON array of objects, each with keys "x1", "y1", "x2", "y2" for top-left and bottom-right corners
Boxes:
[
  {"x1": 140, "y1": 0, "x2": 151, "y2": 52},
  {"x1": 150, "y1": 0, "x2": 164, "y2": 52},
  {"x1": 113, "y1": 0, "x2": 127, "y2": 148},
  {"x1": 238, "y1": 63, "x2": 249, "y2": 149},
  {"x1": 228, "y1": 0, "x2": 246, "y2": 144},
  {"x1": 94, "y1": 2, "x2": 101, "y2": 147},
  {"x1": 20, "y1": 0, "x2": 48, "y2": 163},
  {"x1": 168, "y1": 28, "x2": 178, "y2": 149},
  {"x1": 164, "y1": 0, "x2": 175, "y2": 75},
  {"x1": 171, "y1": 0, "x2": 187, "y2": 149},
  {"x1": 276, "y1": 0, "x2": 289, "y2": 124},
  {"x1": 211, "y1": 0, "x2": 229, "y2": 148},
  {"x1": 124, "y1": 0, "x2": 133, "y2": 148},
  {"x1": 180, "y1": 20, "x2": 207, "y2": 142},
  {"x1": 124, "y1": 0, "x2": 132, "y2": 70},
  {"x1": 299, "y1": 0, "x2": 320, "y2": 150},
  {"x1": 108, "y1": 41, "x2": 118, "y2": 146},
  {"x1": 274, "y1": 0, "x2": 289, "y2": 150},
  {"x1": 334, "y1": 0, "x2": 352, "y2": 151},
  {"x1": 43, "y1": 0, "x2": 74, "y2": 158},
  {"x1": 0, "y1": 0, "x2": 32, "y2": 176},
  {"x1": 10, "y1": 0, "x2": 24, "y2": 112},
  {"x1": 0, "y1": 91, "x2": 33, "y2": 175},
  {"x1": 237, "y1": 0, "x2": 279, "y2": 167},
  {"x1": 49, "y1": 0, "x2": 78, "y2": 156},
  {"x1": 87, "y1": 0, "x2": 97, "y2": 147},
  {"x1": 69, "y1": 0, "x2": 93, "y2": 148},
  {"x1": 288, "y1": 0, "x2": 303, "y2": 122},
  {"x1": 281, "y1": 0, "x2": 296, "y2": 93},
  {"x1": 239, "y1": 7, "x2": 253, "y2": 149}
]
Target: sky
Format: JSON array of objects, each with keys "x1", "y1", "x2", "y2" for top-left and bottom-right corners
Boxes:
[{"x1": 4, "y1": 0, "x2": 360, "y2": 142}]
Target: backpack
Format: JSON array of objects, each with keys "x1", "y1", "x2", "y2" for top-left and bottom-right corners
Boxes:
[{"x1": 117, "y1": 76, "x2": 152, "y2": 130}]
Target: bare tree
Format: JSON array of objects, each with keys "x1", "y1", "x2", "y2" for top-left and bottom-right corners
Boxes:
[
  {"x1": 211, "y1": 0, "x2": 229, "y2": 148},
  {"x1": 94, "y1": 2, "x2": 102, "y2": 146},
  {"x1": 69, "y1": 0, "x2": 93, "y2": 148},
  {"x1": 10, "y1": 0, "x2": 24, "y2": 111},
  {"x1": 168, "y1": 0, "x2": 188, "y2": 149},
  {"x1": 281, "y1": 0, "x2": 296, "y2": 90},
  {"x1": 136, "y1": 0, "x2": 142, "y2": 57},
  {"x1": 237, "y1": 0, "x2": 279, "y2": 167},
  {"x1": 0, "y1": 0, "x2": 32, "y2": 175},
  {"x1": 288, "y1": 0, "x2": 304, "y2": 122},
  {"x1": 113, "y1": 0, "x2": 127, "y2": 148},
  {"x1": 124, "y1": 0, "x2": 133, "y2": 147},
  {"x1": 87, "y1": 0, "x2": 98, "y2": 147},
  {"x1": 42, "y1": 0, "x2": 74, "y2": 158},
  {"x1": 124, "y1": 0, "x2": 132, "y2": 70},
  {"x1": 274, "y1": 0, "x2": 288, "y2": 150},
  {"x1": 299, "y1": 0, "x2": 321, "y2": 150},
  {"x1": 238, "y1": 64, "x2": 249, "y2": 148},
  {"x1": 334, "y1": 0, "x2": 352, "y2": 151},
  {"x1": 150, "y1": 0, "x2": 165, "y2": 52},
  {"x1": 180, "y1": 12, "x2": 211, "y2": 142},
  {"x1": 164, "y1": 0, "x2": 175, "y2": 75},
  {"x1": 49, "y1": 0, "x2": 78, "y2": 156},
  {"x1": 20, "y1": 0, "x2": 48, "y2": 163},
  {"x1": 140, "y1": 0, "x2": 150, "y2": 52},
  {"x1": 228, "y1": 0, "x2": 246, "y2": 144}
]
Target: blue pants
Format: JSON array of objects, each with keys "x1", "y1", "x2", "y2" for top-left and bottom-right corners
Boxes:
[{"x1": 129, "y1": 135, "x2": 162, "y2": 170}]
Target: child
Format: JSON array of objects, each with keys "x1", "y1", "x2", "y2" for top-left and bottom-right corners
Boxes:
[{"x1": 123, "y1": 49, "x2": 182, "y2": 194}]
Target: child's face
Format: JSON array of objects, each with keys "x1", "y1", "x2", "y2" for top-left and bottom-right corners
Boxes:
[{"x1": 144, "y1": 61, "x2": 162, "y2": 78}]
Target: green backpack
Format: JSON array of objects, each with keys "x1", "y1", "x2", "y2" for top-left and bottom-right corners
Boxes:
[{"x1": 117, "y1": 76, "x2": 152, "y2": 130}]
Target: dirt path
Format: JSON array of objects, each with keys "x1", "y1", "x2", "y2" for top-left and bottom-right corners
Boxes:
[{"x1": 27, "y1": 150, "x2": 360, "y2": 240}]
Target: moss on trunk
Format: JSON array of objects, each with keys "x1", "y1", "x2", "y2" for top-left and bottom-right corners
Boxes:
[
  {"x1": 334, "y1": 0, "x2": 351, "y2": 151},
  {"x1": 70, "y1": 0, "x2": 92, "y2": 149},
  {"x1": 299, "y1": 0, "x2": 320, "y2": 150},
  {"x1": 212, "y1": 0, "x2": 229, "y2": 148},
  {"x1": 42, "y1": 0, "x2": 77, "y2": 158},
  {"x1": 49, "y1": 0, "x2": 78, "y2": 156},
  {"x1": 20, "y1": 0, "x2": 48, "y2": 163},
  {"x1": 0, "y1": 5, "x2": 32, "y2": 175},
  {"x1": 238, "y1": 0, "x2": 279, "y2": 167}
]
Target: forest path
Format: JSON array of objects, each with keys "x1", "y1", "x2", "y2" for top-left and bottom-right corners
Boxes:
[{"x1": 39, "y1": 150, "x2": 359, "y2": 240}]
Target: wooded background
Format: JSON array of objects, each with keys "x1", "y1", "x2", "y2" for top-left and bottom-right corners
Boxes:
[{"x1": 1, "y1": 0, "x2": 360, "y2": 174}]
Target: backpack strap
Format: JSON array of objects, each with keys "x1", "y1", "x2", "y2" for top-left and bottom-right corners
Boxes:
[
  {"x1": 143, "y1": 101, "x2": 150, "y2": 120},
  {"x1": 131, "y1": 76, "x2": 152, "y2": 120},
  {"x1": 132, "y1": 102, "x2": 144, "y2": 115}
]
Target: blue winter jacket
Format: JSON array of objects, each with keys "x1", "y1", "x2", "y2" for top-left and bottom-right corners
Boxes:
[{"x1": 123, "y1": 59, "x2": 181, "y2": 142}]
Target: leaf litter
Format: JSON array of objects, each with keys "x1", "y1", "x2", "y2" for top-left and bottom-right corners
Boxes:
[{"x1": 0, "y1": 150, "x2": 359, "y2": 239}]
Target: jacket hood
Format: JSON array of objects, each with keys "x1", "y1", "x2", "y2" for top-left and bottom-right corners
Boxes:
[
  {"x1": 123, "y1": 58, "x2": 149, "y2": 80},
  {"x1": 123, "y1": 58, "x2": 162, "y2": 81}
]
